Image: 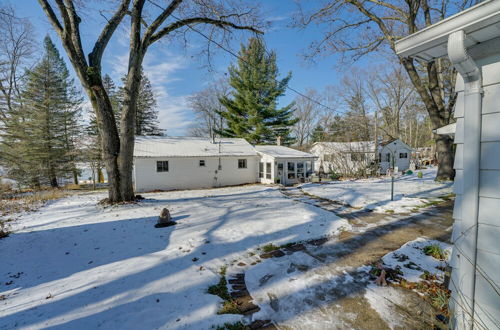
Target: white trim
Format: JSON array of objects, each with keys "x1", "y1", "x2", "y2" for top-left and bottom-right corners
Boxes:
[{"x1": 395, "y1": 0, "x2": 500, "y2": 60}]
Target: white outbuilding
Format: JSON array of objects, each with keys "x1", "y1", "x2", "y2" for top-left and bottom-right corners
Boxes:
[
  {"x1": 396, "y1": 1, "x2": 500, "y2": 328},
  {"x1": 255, "y1": 145, "x2": 316, "y2": 185},
  {"x1": 310, "y1": 139, "x2": 412, "y2": 176},
  {"x1": 133, "y1": 136, "x2": 259, "y2": 192}
]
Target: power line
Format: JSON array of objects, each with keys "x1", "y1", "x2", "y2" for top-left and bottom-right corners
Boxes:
[{"x1": 146, "y1": 0, "x2": 341, "y2": 114}]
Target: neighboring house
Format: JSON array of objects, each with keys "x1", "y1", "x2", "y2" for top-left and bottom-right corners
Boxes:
[
  {"x1": 378, "y1": 139, "x2": 412, "y2": 173},
  {"x1": 133, "y1": 136, "x2": 259, "y2": 192},
  {"x1": 132, "y1": 137, "x2": 316, "y2": 191},
  {"x1": 255, "y1": 145, "x2": 316, "y2": 185},
  {"x1": 310, "y1": 139, "x2": 412, "y2": 176},
  {"x1": 396, "y1": 1, "x2": 500, "y2": 328}
]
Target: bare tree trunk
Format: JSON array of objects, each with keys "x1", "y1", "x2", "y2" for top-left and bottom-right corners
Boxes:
[{"x1": 435, "y1": 134, "x2": 454, "y2": 180}]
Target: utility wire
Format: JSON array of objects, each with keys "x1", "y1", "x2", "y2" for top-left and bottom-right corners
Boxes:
[{"x1": 146, "y1": 0, "x2": 347, "y2": 115}]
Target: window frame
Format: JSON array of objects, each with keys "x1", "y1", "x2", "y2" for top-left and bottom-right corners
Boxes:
[
  {"x1": 156, "y1": 160, "x2": 169, "y2": 173},
  {"x1": 238, "y1": 159, "x2": 247, "y2": 169},
  {"x1": 199, "y1": 160, "x2": 206, "y2": 167},
  {"x1": 259, "y1": 162, "x2": 264, "y2": 178},
  {"x1": 399, "y1": 152, "x2": 408, "y2": 159},
  {"x1": 266, "y1": 162, "x2": 272, "y2": 179}
]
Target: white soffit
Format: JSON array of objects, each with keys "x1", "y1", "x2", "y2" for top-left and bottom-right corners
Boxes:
[{"x1": 395, "y1": 0, "x2": 500, "y2": 61}]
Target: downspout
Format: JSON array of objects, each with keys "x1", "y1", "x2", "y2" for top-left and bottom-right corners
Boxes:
[{"x1": 447, "y1": 30, "x2": 482, "y2": 329}]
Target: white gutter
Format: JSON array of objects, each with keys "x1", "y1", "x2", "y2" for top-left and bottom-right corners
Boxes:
[
  {"x1": 448, "y1": 30, "x2": 482, "y2": 329},
  {"x1": 396, "y1": 0, "x2": 500, "y2": 60}
]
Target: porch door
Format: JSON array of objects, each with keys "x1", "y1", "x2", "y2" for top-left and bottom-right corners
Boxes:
[{"x1": 277, "y1": 162, "x2": 285, "y2": 184}]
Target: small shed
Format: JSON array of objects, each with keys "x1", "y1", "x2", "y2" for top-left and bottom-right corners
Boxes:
[
  {"x1": 133, "y1": 136, "x2": 259, "y2": 192},
  {"x1": 255, "y1": 145, "x2": 316, "y2": 185},
  {"x1": 378, "y1": 139, "x2": 412, "y2": 173},
  {"x1": 396, "y1": 1, "x2": 500, "y2": 328},
  {"x1": 310, "y1": 139, "x2": 412, "y2": 175}
]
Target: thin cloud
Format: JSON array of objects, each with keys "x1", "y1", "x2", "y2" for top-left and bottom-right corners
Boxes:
[{"x1": 107, "y1": 49, "x2": 194, "y2": 136}]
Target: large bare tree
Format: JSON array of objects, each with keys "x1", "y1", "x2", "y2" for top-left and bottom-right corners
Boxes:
[
  {"x1": 295, "y1": 0, "x2": 465, "y2": 180},
  {"x1": 38, "y1": 0, "x2": 262, "y2": 202},
  {"x1": 0, "y1": 5, "x2": 36, "y2": 125},
  {"x1": 188, "y1": 77, "x2": 229, "y2": 139},
  {"x1": 292, "y1": 89, "x2": 321, "y2": 148}
]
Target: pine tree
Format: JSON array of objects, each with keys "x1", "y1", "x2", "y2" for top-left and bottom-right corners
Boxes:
[
  {"x1": 0, "y1": 36, "x2": 82, "y2": 187},
  {"x1": 120, "y1": 68, "x2": 163, "y2": 136},
  {"x1": 216, "y1": 38, "x2": 297, "y2": 145}
]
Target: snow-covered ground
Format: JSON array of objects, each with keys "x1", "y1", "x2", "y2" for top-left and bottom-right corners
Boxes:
[
  {"x1": 0, "y1": 185, "x2": 349, "y2": 329},
  {"x1": 301, "y1": 167, "x2": 453, "y2": 213}
]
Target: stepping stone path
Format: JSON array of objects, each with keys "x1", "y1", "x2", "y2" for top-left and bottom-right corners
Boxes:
[{"x1": 226, "y1": 273, "x2": 276, "y2": 329}]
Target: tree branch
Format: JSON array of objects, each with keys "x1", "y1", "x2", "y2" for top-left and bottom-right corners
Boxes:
[
  {"x1": 37, "y1": 0, "x2": 63, "y2": 34},
  {"x1": 88, "y1": 0, "x2": 131, "y2": 68},
  {"x1": 142, "y1": 0, "x2": 183, "y2": 45},
  {"x1": 148, "y1": 17, "x2": 263, "y2": 45}
]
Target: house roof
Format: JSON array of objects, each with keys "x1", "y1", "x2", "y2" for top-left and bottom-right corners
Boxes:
[
  {"x1": 313, "y1": 139, "x2": 412, "y2": 153},
  {"x1": 255, "y1": 145, "x2": 316, "y2": 159},
  {"x1": 134, "y1": 136, "x2": 258, "y2": 158},
  {"x1": 395, "y1": 0, "x2": 500, "y2": 61},
  {"x1": 312, "y1": 141, "x2": 375, "y2": 153},
  {"x1": 433, "y1": 123, "x2": 456, "y2": 136}
]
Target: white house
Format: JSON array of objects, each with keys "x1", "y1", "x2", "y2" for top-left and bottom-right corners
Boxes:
[
  {"x1": 132, "y1": 137, "x2": 317, "y2": 191},
  {"x1": 310, "y1": 139, "x2": 412, "y2": 176},
  {"x1": 396, "y1": 1, "x2": 500, "y2": 328},
  {"x1": 133, "y1": 136, "x2": 259, "y2": 192},
  {"x1": 255, "y1": 145, "x2": 316, "y2": 185},
  {"x1": 378, "y1": 139, "x2": 412, "y2": 173}
]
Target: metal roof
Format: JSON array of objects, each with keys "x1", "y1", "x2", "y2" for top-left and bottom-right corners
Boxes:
[
  {"x1": 395, "y1": 0, "x2": 500, "y2": 61},
  {"x1": 134, "y1": 136, "x2": 258, "y2": 158},
  {"x1": 255, "y1": 145, "x2": 316, "y2": 158}
]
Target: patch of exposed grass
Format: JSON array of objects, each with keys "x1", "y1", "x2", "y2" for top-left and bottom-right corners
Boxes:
[
  {"x1": 216, "y1": 321, "x2": 249, "y2": 330},
  {"x1": 385, "y1": 209, "x2": 395, "y2": 214},
  {"x1": 439, "y1": 193, "x2": 455, "y2": 201},
  {"x1": 207, "y1": 266, "x2": 241, "y2": 315},
  {"x1": 207, "y1": 275, "x2": 230, "y2": 301},
  {"x1": 262, "y1": 243, "x2": 279, "y2": 253},
  {"x1": 217, "y1": 300, "x2": 240, "y2": 315},
  {"x1": 423, "y1": 244, "x2": 447, "y2": 260},
  {"x1": 0, "y1": 189, "x2": 72, "y2": 218},
  {"x1": 279, "y1": 242, "x2": 295, "y2": 249}
]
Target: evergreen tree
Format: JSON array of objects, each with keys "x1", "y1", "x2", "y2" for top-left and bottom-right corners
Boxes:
[
  {"x1": 216, "y1": 38, "x2": 297, "y2": 145},
  {"x1": 311, "y1": 125, "x2": 326, "y2": 143},
  {"x1": 0, "y1": 36, "x2": 82, "y2": 187},
  {"x1": 120, "y1": 68, "x2": 163, "y2": 136}
]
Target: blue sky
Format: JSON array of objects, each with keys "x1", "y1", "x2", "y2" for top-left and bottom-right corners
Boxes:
[{"x1": 11, "y1": 0, "x2": 384, "y2": 135}]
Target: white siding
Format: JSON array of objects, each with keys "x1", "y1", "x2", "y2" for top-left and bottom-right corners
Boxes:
[
  {"x1": 451, "y1": 49, "x2": 500, "y2": 330},
  {"x1": 133, "y1": 156, "x2": 259, "y2": 192}
]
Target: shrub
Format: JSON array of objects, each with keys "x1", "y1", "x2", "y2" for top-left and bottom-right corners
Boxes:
[{"x1": 423, "y1": 244, "x2": 446, "y2": 260}]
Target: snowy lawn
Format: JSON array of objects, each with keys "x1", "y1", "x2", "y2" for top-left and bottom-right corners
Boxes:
[
  {"x1": 0, "y1": 185, "x2": 349, "y2": 329},
  {"x1": 301, "y1": 167, "x2": 453, "y2": 213}
]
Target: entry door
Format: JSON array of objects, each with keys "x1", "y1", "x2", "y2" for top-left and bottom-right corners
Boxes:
[{"x1": 277, "y1": 162, "x2": 285, "y2": 184}]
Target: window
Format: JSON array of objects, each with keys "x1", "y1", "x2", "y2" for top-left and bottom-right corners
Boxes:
[
  {"x1": 199, "y1": 160, "x2": 206, "y2": 167},
  {"x1": 266, "y1": 162, "x2": 272, "y2": 179},
  {"x1": 238, "y1": 159, "x2": 247, "y2": 169},
  {"x1": 399, "y1": 153, "x2": 408, "y2": 159},
  {"x1": 350, "y1": 153, "x2": 365, "y2": 162},
  {"x1": 259, "y1": 162, "x2": 264, "y2": 178},
  {"x1": 287, "y1": 162, "x2": 295, "y2": 179},
  {"x1": 156, "y1": 161, "x2": 169, "y2": 172},
  {"x1": 385, "y1": 153, "x2": 391, "y2": 162},
  {"x1": 297, "y1": 162, "x2": 304, "y2": 178}
]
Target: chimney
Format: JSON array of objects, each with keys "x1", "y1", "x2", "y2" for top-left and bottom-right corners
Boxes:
[{"x1": 277, "y1": 136, "x2": 282, "y2": 146}]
